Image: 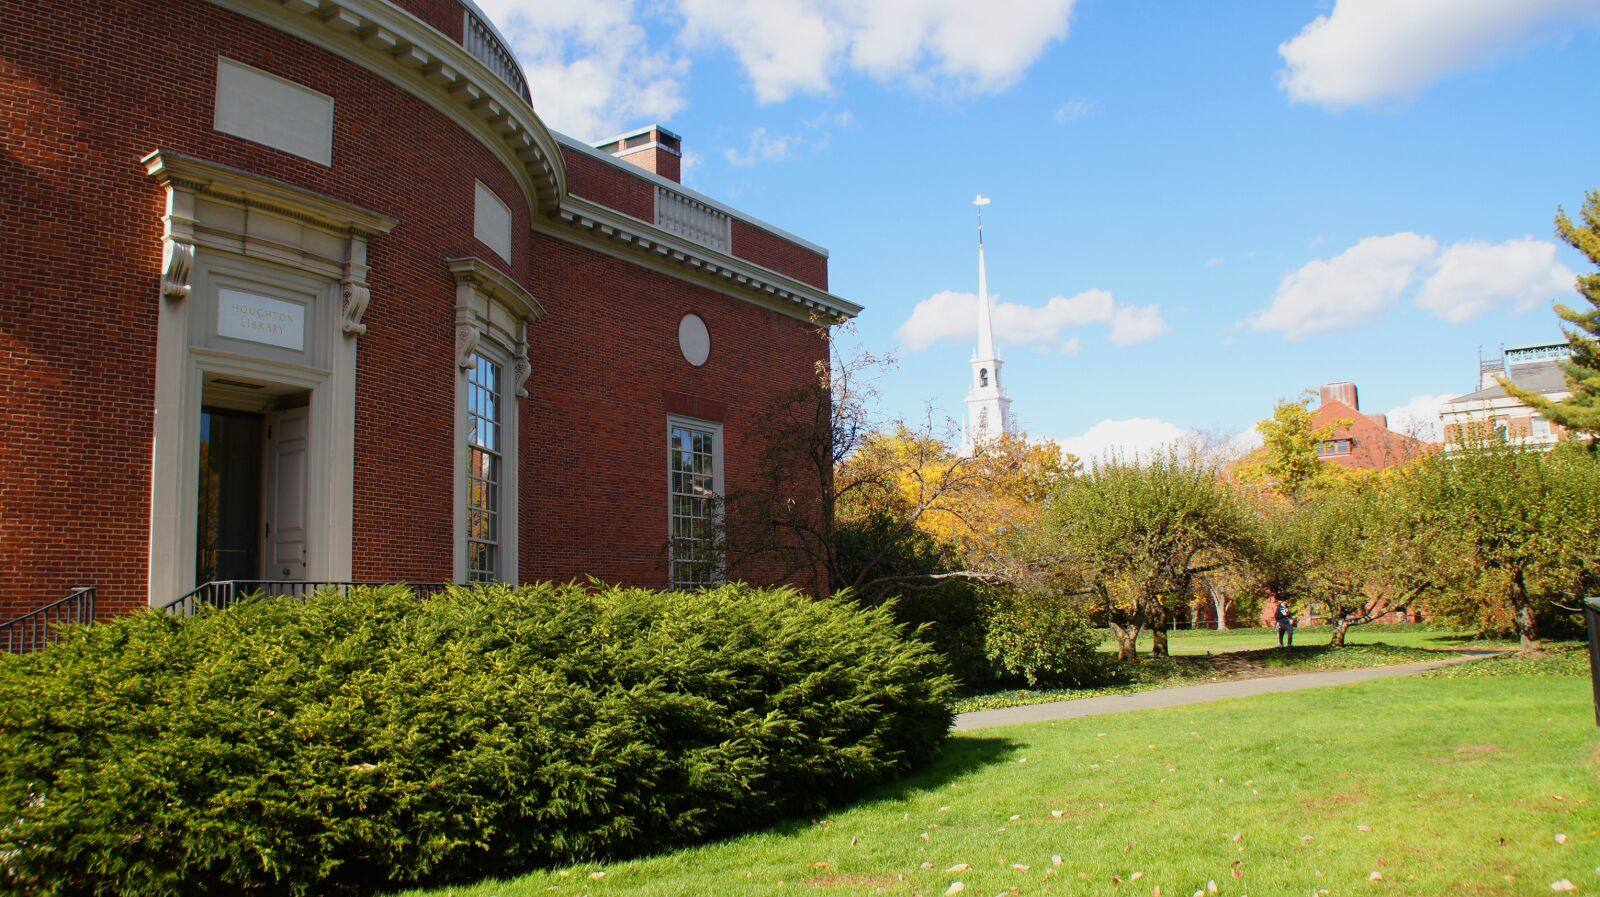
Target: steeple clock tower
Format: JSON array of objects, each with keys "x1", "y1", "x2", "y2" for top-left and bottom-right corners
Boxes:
[{"x1": 962, "y1": 195, "x2": 1012, "y2": 455}]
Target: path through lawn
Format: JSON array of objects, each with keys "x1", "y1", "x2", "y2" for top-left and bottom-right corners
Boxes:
[
  {"x1": 395, "y1": 652, "x2": 1599, "y2": 897},
  {"x1": 1096, "y1": 622, "x2": 1514, "y2": 655}
]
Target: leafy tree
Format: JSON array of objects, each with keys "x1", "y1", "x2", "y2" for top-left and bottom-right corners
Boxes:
[
  {"x1": 1414, "y1": 439, "x2": 1591, "y2": 650},
  {"x1": 1038, "y1": 453, "x2": 1252, "y2": 659},
  {"x1": 1235, "y1": 393, "x2": 1346, "y2": 502},
  {"x1": 1296, "y1": 473, "x2": 1440, "y2": 646},
  {"x1": 846, "y1": 429, "x2": 1074, "y2": 566},
  {"x1": 1504, "y1": 190, "x2": 1600, "y2": 444},
  {"x1": 1233, "y1": 494, "x2": 1316, "y2": 629}
]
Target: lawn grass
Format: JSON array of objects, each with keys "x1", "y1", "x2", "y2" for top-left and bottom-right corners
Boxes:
[
  {"x1": 1097, "y1": 622, "x2": 1516, "y2": 655},
  {"x1": 392, "y1": 655, "x2": 1599, "y2": 897},
  {"x1": 955, "y1": 642, "x2": 1457, "y2": 713}
]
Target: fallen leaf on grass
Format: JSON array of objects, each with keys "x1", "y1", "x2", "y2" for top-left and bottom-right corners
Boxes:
[
  {"x1": 1551, "y1": 881, "x2": 1576, "y2": 893},
  {"x1": 947, "y1": 864, "x2": 971, "y2": 873},
  {"x1": 1231, "y1": 861, "x2": 1244, "y2": 879},
  {"x1": 1051, "y1": 810, "x2": 1064, "y2": 818},
  {"x1": 1124, "y1": 842, "x2": 1134, "y2": 854},
  {"x1": 1369, "y1": 871, "x2": 1383, "y2": 881},
  {"x1": 850, "y1": 836, "x2": 859, "y2": 846},
  {"x1": 921, "y1": 862, "x2": 933, "y2": 869},
  {"x1": 1555, "y1": 833, "x2": 1568, "y2": 844},
  {"x1": 1052, "y1": 855, "x2": 1063, "y2": 867},
  {"x1": 588, "y1": 871, "x2": 606, "y2": 880},
  {"x1": 1009, "y1": 814, "x2": 1022, "y2": 821},
  {"x1": 940, "y1": 806, "x2": 951, "y2": 813},
  {"x1": 1300, "y1": 835, "x2": 1313, "y2": 843},
  {"x1": 945, "y1": 883, "x2": 965, "y2": 896},
  {"x1": 1152, "y1": 889, "x2": 1161, "y2": 897},
  {"x1": 1207, "y1": 880, "x2": 1218, "y2": 894},
  {"x1": 1232, "y1": 833, "x2": 1243, "y2": 843},
  {"x1": 811, "y1": 863, "x2": 829, "y2": 871},
  {"x1": 1012, "y1": 864, "x2": 1030, "y2": 871},
  {"x1": 1130, "y1": 871, "x2": 1143, "y2": 881},
  {"x1": 1357, "y1": 824, "x2": 1372, "y2": 833}
]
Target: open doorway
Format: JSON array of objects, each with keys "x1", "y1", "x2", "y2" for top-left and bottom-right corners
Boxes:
[{"x1": 196, "y1": 382, "x2": 310, "y2": 584}]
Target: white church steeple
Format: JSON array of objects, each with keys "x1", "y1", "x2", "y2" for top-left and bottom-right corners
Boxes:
[{"x1": 962, "y1": 195, "x2": 1012, "y2": 456}]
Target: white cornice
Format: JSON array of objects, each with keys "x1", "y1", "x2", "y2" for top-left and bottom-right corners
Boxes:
[
  {"x1": 209, "y1": 0, "x2": 565, "y2": 214},
  {"x1": 144, "y1": 150, "x2": 398, "y2": 236},
  {"x1": 550, "y1": 197, "x2": 861, "y2": 323},
  {"x1": 446, "y1": 256, "x2": 545, "y2": 321}
]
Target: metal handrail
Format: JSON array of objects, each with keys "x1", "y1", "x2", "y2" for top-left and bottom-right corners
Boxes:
[
  {"x1": 0, "y1": 587, "x2": 96, "y2": 654},
  {"x1": 159, "y1": 581, "x2": 453, "y2": 616}
]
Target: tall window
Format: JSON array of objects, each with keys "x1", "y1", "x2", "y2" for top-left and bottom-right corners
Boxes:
[
  {"x1": 669, "y1": 421, "x2": 721, "y2": 590},
  {"x1": 466, "y1": 353, "x2": 501, "y2": 582}
]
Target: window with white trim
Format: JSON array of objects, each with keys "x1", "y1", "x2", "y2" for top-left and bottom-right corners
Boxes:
[
  {"x1": 466, "y1": 351, "x2": 503, "y2": 582},
  {"x1": 448, "y1": 257, "x2": 542, "y2": 587},
  {"x1": 669, "y1": 419, "x2": 723, "y2": 590}
]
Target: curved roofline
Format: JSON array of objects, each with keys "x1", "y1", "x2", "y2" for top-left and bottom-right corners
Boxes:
[{"x1": 223, "y1": 0, "x2": 567, "y2": 214}]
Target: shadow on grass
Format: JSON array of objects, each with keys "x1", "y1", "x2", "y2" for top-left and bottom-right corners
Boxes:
[
  {"x1": 385, "y1": 734, "x2": 1025, "y2": 897},
  {"x1": 739, "y1": 734, "x2": 1024, "y2": 842}
]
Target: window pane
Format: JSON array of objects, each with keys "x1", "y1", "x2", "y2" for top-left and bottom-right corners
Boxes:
[
  {"x1": 467, "y1": 353, "x2": 503, "y2": 582},
  {"x1": 669, "y1": 422, "x2": 720, "y2": 590}
]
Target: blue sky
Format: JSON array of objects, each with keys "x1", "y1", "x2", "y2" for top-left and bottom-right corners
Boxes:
[{"x1": 480, "y1": 0, "x2": 1600, "y2": 457}]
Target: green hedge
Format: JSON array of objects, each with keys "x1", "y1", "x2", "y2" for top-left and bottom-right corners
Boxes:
[{"x1": 0, "y1": 583, "x2": 954, "y2": 896}]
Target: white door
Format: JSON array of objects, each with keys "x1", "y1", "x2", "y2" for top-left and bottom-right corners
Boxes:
[{"x1": 263, "y1": 406, "x2": 309, "y2": 581}]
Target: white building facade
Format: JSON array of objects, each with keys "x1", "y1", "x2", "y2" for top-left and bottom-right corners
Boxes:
[{"x1": 1440, "y1": 343, "x2": 1571, "y2": 450}]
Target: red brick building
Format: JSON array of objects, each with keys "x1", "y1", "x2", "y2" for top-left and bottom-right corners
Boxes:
[
  {"x1": 1, "y1": 0, "x2": 858, "y2": 626},
  {"x1": 1305, "y1": 382, "x2": 1429, "y2": 472}
]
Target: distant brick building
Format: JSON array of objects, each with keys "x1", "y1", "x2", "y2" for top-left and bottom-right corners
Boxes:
[
  {"x1": 1305, "y1": 382, "x2": 1429, "y2": 472},
  {"x1": 1, "y1": 0, "x2": 858, "y2": 626}
]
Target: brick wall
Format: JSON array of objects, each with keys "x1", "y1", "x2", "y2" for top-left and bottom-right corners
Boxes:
[
  {"x1": 523, "y1": 237, "x2": 826, "y2": 591},
  {"x1": 732, "y1": 219, "x2": 829, "y2": 291},
  {"x1": 561, "y1": 147, "x2": 656, "y2": 221},
  {"x1": 0, "y1": 0, "x2": 830, "y2": 623},
  {"x1": 392, "y1": 0, "x2": 466, "y2": 42}
]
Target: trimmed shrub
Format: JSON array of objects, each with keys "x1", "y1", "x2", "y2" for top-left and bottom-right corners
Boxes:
[
  {"x1": 0, "y1": 583, "x2": 954, "y2": 896},
  {"x1": 983, "y1": 591, "x2": 1113, "y2": 687}
]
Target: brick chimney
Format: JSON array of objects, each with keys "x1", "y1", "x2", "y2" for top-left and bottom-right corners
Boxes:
[
  {"x1": 1320, "y1": 381, "x2": 1359, "y2": 411},
  {"x1": 593, "y1": 124, "x2": 682, "y2": 183}
]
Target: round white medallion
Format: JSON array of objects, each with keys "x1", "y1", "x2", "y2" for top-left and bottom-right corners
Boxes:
[{"x1": 678, "y1": 313, "x2": 711, "y2": 366}]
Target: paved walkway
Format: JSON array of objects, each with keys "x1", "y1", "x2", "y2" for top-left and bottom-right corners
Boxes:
[{"x1": 953, "y1": 650, "x2": 1505, "y2": 732}]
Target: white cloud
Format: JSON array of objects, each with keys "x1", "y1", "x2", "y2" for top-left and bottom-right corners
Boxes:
[
  {"x1": 1250, "y1": 233, "x2": 1439, "y2": 339},
  {"x1": 1109, "y1": 304, "x2": 1170, "y2": 345},
  {"x1": 1279, "y1": 0, "x2": 1600, "y2": 108},
  {"x1": 1414, "y1": 238, "x2": 1576, "y2": 322},
  {"x1": 896, "y1": 288, "x2": 1166, "y2": 351},
  {"x1": 1387, "y1": 394, "x2": 1453, "y2": 442},
  {"x1": 1059, "y1": 418, "x2": 1189, "y2": 463},
  {"x1": 1062, "y1": 335, "x2": 1082, "y2": 355},
  {"x1": 680, "y1": 0, "x2": 1077, "y2": 103},
  {"x1": 724, "y1": 127, "x2": 798, "y2": 166},
  {"x1": 478, "y1": 0, "x2": 688, "y2": 140},
  {"x1": 1054, "y1": 97, "x2": 1094, "y2": 122}
]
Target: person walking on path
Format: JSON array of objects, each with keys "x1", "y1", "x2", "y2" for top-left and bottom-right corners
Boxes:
[{"x1": 1275, "y1": 601, "x2": 1296, "y2": 648}]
